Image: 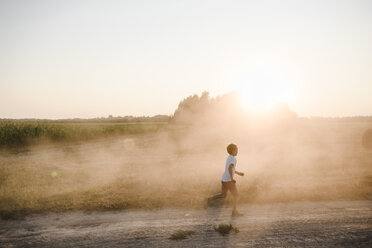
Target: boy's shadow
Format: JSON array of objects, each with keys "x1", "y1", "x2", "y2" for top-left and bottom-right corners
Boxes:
[
  {"x1": 202, "y1": 196, "x2": 234, "y2": 247},
  {"x1": 202, "y1": 180, "x2": 262, "y2": 247}
]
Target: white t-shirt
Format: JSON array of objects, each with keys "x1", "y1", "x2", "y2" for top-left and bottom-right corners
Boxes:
[{"x1": 221, "y1": 155, "x2": 237, "y2": 182}]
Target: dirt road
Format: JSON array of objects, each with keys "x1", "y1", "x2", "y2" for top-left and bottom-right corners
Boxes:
[{"x1": 1, "y1": 200, "x2": 371, "y2": 247}]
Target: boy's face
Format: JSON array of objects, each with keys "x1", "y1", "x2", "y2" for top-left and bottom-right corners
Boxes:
[{"x1": 232, "y1": 148, "x2": 238, "y2": 156}]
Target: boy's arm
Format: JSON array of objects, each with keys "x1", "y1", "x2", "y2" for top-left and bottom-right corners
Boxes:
[
  {"x1": 228, "y1": 164, "x2": 235, "y2": 182},
  {"x1": 235, "y1": 171, "x2": 244, "y2": 176}
]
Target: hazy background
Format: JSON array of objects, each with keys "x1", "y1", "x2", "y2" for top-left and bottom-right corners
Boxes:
[
  {"x1": 1, "y1": 0, "x2": 372, "y2": 119},
  {"x1": 1, "y1": 92, "x2": 371, "y2": 216}
]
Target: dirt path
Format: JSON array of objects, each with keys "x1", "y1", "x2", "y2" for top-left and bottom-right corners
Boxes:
[{"x1": 1, "y1": 200, "x2": 371, "y2": 247}]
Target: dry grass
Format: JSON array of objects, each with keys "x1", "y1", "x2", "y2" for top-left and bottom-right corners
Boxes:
[
  {"x1": 169, "y1": 230, "x2": 195, "y2": 240},
  {"x1": 0, "y1": 120, "x2": 371, "y2": 219},
  {"x1": 214, "y1": 224, "x2": 239, "y2": 236}
]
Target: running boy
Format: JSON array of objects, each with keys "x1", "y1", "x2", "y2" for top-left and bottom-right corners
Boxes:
[{"x1": 208, "y1": 143, "x2": 244, "y2": 216}]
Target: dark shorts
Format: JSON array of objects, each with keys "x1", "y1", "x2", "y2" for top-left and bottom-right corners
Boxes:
[{"x1": 221, "y1": 181, "x2": 238, "y2": 197}]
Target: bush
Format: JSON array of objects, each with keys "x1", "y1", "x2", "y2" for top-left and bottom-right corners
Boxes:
[
  {"x1": 169, "y1": 230, "x2": 195, "y2": 240},
  {"x1": 214, "y1": 224, "x2": 239, "y2": 236}
]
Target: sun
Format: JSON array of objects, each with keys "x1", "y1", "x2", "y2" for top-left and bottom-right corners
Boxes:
[
  {"x1": 236, "y1": 81, "x2": 289, "y2": 112},
  {"x1": 234, "y1": 67, "x2": 295, "y2": 113}
]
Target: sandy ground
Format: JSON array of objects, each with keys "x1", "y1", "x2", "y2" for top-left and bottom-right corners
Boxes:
[{"x1": 0, "y1": 200, "x2": 371, "y2": 248}]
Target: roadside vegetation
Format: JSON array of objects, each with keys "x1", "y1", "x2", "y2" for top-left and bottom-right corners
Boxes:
[
  {"x1": 0, "y1": 122, "x2": 167, "y2": 148},
  {"x1": 214, "y1": 224, "x2": 239, "y2": 236},
  {"x1": 169, "y1": 230, "x2": 195, "y2": 240}
]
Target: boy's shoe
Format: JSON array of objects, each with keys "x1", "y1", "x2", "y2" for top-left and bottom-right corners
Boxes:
[{"x1": 232, "y1": 210, "x2": 244, "y2": 217}]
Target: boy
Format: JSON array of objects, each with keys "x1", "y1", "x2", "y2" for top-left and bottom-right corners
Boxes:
[{"x1": 208, "y1": 143, "x2": 244, "y2": 216}]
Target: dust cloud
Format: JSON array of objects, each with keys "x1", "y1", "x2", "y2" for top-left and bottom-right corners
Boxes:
[{"x1": 0, "y1": 92, "x2": 371, "y2": 213}]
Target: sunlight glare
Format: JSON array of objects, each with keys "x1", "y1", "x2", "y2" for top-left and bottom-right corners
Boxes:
[{"x1": 236, "y1": 70, "x2": 291, "y2": 112}]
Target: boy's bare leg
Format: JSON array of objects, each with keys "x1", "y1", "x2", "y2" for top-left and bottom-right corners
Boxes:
[
  {"x1": 209, "y1": 193, "x2": 225, "y2": 201},
  {"x1": 233, "y1": 196, "x2": 237, "y2": 211},
  {"x1": 232, "y1": 195, "x2": 243, "y2": 216},
  {"x1": 208, "y1": 183, "x2": 227, "y2": 204}
]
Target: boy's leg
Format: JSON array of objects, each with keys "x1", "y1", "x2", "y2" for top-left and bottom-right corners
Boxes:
[
  {"x1": 233, "y1": 195, "x2": 237, "y2": 211},
  {"x1": 229, "y1": 182, "x2": 238, "y2": 211},
  {"x1": 208, "y1": 182, "x2": 228, "y2": 201},
  {"x1": 230, "y1": 182, "x2": 243, "y2": 216}
]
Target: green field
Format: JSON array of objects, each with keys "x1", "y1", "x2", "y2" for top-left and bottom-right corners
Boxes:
[{"x1": 0, "y1": 122, "x2": 167, "y2": 148}]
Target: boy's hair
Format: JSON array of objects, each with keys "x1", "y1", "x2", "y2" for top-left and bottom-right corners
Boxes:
[{"x1": 227, "y1": 143, "x2": 238, "y2": 155}]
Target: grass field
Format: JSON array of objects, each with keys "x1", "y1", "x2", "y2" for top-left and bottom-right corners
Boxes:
[
  {"x1": 0, "y1": 122, "x2": 167, "y2": 148},
  {"x1": 0, "y1": 120, "x2": 371, "y2": 219}
]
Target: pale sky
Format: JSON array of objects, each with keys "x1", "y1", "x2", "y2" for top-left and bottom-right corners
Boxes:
[{"x1": 0, "y1": 0, "x2": 371, "y2": 119}]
